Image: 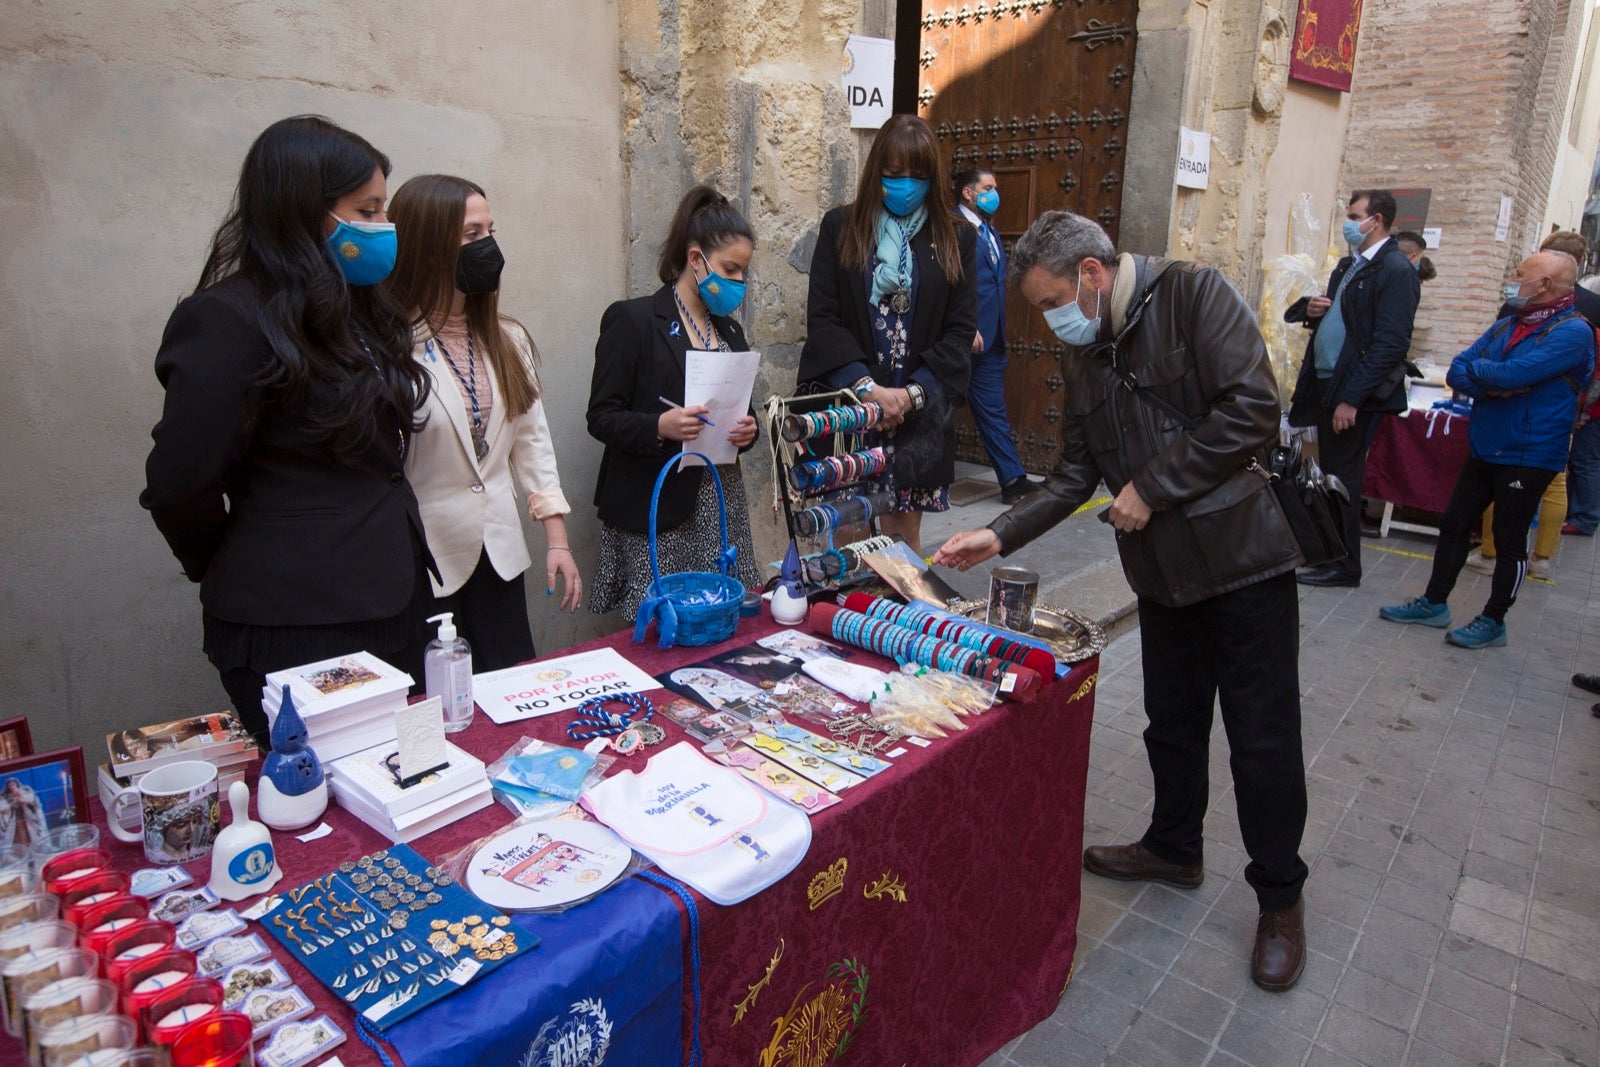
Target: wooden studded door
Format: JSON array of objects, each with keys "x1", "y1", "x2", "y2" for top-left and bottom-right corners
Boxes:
[{"x1": 916, "y1": 1, "x2": 1138, "y2": 475}]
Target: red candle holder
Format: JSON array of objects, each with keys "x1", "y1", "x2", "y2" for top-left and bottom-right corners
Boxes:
[
  {"x1": 60, "y1": 871, "x2": 132, "y2": 927},
  {"x1": 40, "y1": 847, "x2": 113, "y2": 896},
  {"x1": 76, "y1": 896, "x2": 150, "y2": 955},
  {"x1": 102, "y1": 919, "x2": 178, "y2": 985},
  {"x1": 142, "y1": 976, "x2": 224, "y2": 1048},
  {"x1": 171, "y1": 1009, "x2": 255, "y2": 1067},
  {"x1": 118, "y1": 946, "x2": 197, "y2": 1031}
]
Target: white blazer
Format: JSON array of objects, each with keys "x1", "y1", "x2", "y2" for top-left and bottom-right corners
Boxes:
[{"x1": 405, "y1": 321, "x2": 570, "y2": 597}]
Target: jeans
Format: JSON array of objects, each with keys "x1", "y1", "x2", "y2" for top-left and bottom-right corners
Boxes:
[
  {"x1": 1424, "y1": 457, "x2": 1557, "y2": 622},
  {"x1": 1136, "y1": 572, "x2": 1309, "y2": 911},
  {"x1": 968, "y1": 345, "x2": 1026, "y2": 485},
  {"x1": 1568, "y1": 419, "x2": 1600, "y2": 534}
]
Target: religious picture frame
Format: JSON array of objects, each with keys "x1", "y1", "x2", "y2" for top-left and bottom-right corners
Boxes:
[
  {"x1": 0, "y1": 746, "x2": 90, "y2": 847},
  {"x1": 0, "y1": 719, "x2": 32, "y2": 762}
]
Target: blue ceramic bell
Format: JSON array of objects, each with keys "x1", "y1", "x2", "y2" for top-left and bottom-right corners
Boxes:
[{"x1": 256, "y1": 684, "x2": 328, "y2": 830}]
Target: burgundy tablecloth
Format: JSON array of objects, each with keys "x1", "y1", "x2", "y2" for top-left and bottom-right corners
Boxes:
[
  {"x1": 9, "y1": 615, "x2": 1096, "y2": 1067},
  {"x1": 1362, "y1": 409, "x2": 1471, "y2": 514}
]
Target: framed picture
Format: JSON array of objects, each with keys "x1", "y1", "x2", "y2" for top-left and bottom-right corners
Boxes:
[
  {"x1": 0, "y1": 719, "x2": 31, "y2": 762},
  {"x1": 0, "y1": 747, "x2": 89, "y2": 847}
]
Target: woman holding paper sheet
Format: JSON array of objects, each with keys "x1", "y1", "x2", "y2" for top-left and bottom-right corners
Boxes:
[
  {"x1": 386, "y1": 174, "x2": 580, "y2": 671},
  {"x1": 586, "y1": 185, "x2": 761, "y2": 621}
]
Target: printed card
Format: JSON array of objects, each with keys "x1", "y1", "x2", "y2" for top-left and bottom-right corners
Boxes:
[{"x1": 707, "y1": 746, "x2": 843, "y2": 815}]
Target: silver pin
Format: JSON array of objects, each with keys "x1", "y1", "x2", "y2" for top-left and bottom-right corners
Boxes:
[
  {"x1": 332, "y1": 973, "x2": 347, "y2": 989},
  {"x1": 400, "y1": 938, "x2": 416, "y2": 952},
  {"x1": 401, "y1": 961, "x2": 418, "y2": 975},
  {"x1": 384, "y1": 969, "x2": 399, "y2": 985},
  {"x1": 363, "y1": 976, "x2": 382, "y2": 995},
  {"x1": 343, "y1": 985, "x2": 363, "y2": 1003}
]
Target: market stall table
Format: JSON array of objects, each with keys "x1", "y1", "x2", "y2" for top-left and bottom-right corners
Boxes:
[
  {"x1": 1362, "y1": 407, "x2": 1471, "y2": 536},
  {"x1": 22, "y1": 615, "x2": 1097, "y2": 1067}
]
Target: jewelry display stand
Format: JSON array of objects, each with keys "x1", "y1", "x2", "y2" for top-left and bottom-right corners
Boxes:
[{"x1": 762, "y1": 388, "x2": 894, "y2": 593}]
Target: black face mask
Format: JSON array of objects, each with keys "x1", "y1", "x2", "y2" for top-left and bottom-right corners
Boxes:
[{"x1": 455, "y1": 235, "x2": 505, "y2": 294}]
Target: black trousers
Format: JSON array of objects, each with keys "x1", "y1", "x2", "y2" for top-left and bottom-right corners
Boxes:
[
  {"x1": 1424, "y1": 458, "x2": 1557, "y2": 623},
  {"x1": 1137, "y1": 571, "x2": 1309, "y2": 912},
  {"x1": 1314, "y1": 404, "x2": 1379, "y2": 579},
  {"x1": 423, "y1": 551, "x2": 536, "y2": 672}
]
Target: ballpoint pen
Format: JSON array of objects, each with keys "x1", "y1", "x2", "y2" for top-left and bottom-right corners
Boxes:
[{"x1": 657, "y1": 395, "x2": 715, "y2": 427}]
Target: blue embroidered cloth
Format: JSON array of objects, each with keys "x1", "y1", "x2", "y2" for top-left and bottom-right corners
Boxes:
[{"x1": 382, "y1": 875, "x2": 684, "y2": 1067}]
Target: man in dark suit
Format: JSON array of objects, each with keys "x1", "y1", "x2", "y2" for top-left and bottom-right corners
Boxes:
[
  {"x1": 1287, "y1": 189, "x2": 1421, "y2": 587},
  {"x1": 953, "y1": 167, "x2": 1038, "y2": 503}
]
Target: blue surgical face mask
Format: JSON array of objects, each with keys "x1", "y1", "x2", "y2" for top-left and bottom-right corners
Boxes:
[
  {"x1": 881, "y1": 176, "x2": 930, "y2": 217},
  {"x1": 1342, "y1": 216, "x2": 1370, "y2": 248},
  {"x1": 1043, "y1": 264, "x2": 1102, "y2": 346},
  {"x1": 1504, "y1": 280, "x2": 1529, "y2": 309},
  {"x1": 326, "y1": 212, "x2": 397, "y2": 286},
  {"x1": 974, "y1": 188, "x2": 1000, "y2": 215},
  {"x1": 692, "y1": 250, "x2": 746, "y2": 317}
]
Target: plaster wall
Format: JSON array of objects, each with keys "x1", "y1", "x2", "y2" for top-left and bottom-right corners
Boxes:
[
  {"x1": 1261, "y1": 83, "x2": 1354, "y2": 266},
  {"x1": 0, "y1": 2, "x2": 624, "y2": 751},
  {"x1": 1542, "y1": 0, "x2": 1600, "y2": 235}
]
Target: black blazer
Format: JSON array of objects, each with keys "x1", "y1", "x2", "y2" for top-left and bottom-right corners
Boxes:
[
  {"x1": 799, "y1": 205, "x2": 977, "y2": 487},
  {"x1": 140, "y1": 276, "x2": 423, "y2": 626},
  {"x1": 1286, "y1": 236, "x2": 1420, "y2": 424},
  {"x1": 586, "y1": 285, "x2": 755, "y2": 535}
]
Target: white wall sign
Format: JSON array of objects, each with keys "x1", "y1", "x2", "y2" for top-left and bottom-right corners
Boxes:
[
  {"x1": 1495, "y1": 195, "x2": 1514, "y2": 242},
  {"x1": 1421, "y1": 227, "x2": 1442, "y2": 249},
  {"x1": 1175, "y1": 127, "x2": 1211, "y2": 190},
  {"x1": 843, "y1": 36, "x2": 894, "y2": 129}
]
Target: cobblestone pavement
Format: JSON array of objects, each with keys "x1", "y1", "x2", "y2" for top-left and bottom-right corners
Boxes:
[{"x1": 980, "y1": 524, "x2": 1600, "y2": 1066}]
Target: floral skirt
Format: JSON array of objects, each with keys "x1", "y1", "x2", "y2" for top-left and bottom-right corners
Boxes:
[{"x1": 589, "y1": 463, "x2": 761, "y2": 622}]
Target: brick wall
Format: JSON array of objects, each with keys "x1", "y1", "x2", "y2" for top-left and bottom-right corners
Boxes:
[{"x1": 1338, "y1": 0, "x2": 1579, "y2": 362}]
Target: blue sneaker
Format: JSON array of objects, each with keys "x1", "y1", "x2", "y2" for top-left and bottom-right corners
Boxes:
[
  {"x1": 1446, "y1": 615, "x2": 1507, "y2": 649},
  {"x1": 1378, "y1": 597, "x2": 1452, "y2": 628}
]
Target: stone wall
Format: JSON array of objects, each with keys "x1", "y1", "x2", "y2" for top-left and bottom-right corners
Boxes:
[
  {"x1": 617, "y1": 0, "x2": 887, "y2": 578},
  {"x1": 1338, "y1": 0, "x2": 1580, "y2": 363},
  {"x1": 0, "y1": 2, "x2": 624, "y2": 749}
]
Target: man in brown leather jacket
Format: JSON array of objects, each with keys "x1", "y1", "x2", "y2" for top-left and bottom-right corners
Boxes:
[{"x1": 934, "y1": 211, "x2": 1310, "y2": 991}]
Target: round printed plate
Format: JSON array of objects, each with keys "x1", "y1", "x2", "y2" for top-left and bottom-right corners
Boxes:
[{"x1": 465, "y1": 818, "x2": 633, "y2": 911}]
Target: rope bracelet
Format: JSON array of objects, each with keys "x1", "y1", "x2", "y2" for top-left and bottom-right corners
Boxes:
[{"x1": 565, "y1": 693, "x2": 655, "y2": 741}]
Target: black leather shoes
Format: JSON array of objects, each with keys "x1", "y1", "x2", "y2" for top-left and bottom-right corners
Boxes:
[
  {"x1": 1082, "y1": 841, "x2": 1203, "y2": 889},
  {"x1": 1000, "y1": 477, "x2": 1042, "y2": 505},
  {"x1": 1573, "y1": 673, "x2": 1600, "y2": 695},
  {"x1": 1252, "y1": 897, "x2": 1306, "y2": 991},
  {"x1": 1297, "y1": 564, "x2": 1360, "y2": 588}
]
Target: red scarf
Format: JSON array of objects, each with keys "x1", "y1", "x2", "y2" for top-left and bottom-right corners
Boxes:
[{"x1": 1508, "y1": 292, "x2": 1576, "y2": 348}]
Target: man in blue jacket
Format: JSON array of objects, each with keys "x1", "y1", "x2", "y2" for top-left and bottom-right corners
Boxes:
[
  {"x1": 1287, "y1": 190, "x2": 1421, "y2": 587},
  {"x1": 1380, "y1": 250, "x2": 1596, "y2": 647},
  {"x1": 953, "y1": 166, "x2": 1039, "y2": 503}
]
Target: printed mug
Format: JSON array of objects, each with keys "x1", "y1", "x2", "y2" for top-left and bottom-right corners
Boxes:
[{"x1": 107, "y1": 761, "x2": 222, "y2": 865}]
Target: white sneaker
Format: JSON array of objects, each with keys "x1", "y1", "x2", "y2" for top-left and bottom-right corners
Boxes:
[
  {"x1": 1529, "y1": 556, "x2": 1553, "y2": 580},
  {"x1": 1464, "y1": 549, "x2": 1495, "y2": 575}
]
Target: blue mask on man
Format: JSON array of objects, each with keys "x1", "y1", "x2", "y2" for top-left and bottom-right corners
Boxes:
[
  {"x1": 1342, "y1": 216, "x2": 1370, "y2": 249},
  {"x1": 693, "y1": 251, "x2": 746, "y2": 317},
  {"x1": 881, "y1": 176, "x2": 930, "y2": 217},
  {"x1": 1043, "y1": 264, "x2": 1102, "y2": 346},
  {"x1": 1504, "y1": 281, "x2": 1528, "y2": 309},
  {"x1": 326, "y1": 213, "x2": 397, "y2": 286},
  {"x1": 974, "y1": 188, "x2": 1000, "y2": 215}
]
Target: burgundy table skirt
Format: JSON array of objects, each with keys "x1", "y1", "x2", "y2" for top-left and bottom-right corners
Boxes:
[
  {"x1": 1362, "y1": 408, "x2": 1471, "y2": 515},
  {"x1": 12, "y1": 614, "x2": 1097, "y2": 1067}
]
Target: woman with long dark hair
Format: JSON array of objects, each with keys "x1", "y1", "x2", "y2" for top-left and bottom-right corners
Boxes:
[
  {"x1": 800, "y1": 114, "x2": 977, "y2": 554},
  {"x1": 141, "y1": 115, "x2": 431, "y2": 738},
  {"x1": 586, "y1": 185, "x2": 761, "y2": 622},
  {"x1": 386, "y1": 174, "x2": 579, "y2": 670}
]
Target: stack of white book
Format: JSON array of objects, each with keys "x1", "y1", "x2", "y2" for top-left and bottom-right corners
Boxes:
[
  {"x1": 261, "y1": 652, "x2": 413, "y2": 765},
  {"x1": 99, "y1": 713, "x2": 259, "y2": 830},
  {"x1": 327, "y1": 741, "x2": 490, "y2": 843}
]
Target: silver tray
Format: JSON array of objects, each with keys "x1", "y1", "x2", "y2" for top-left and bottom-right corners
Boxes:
[{"x1": 946, "y1": 599, "x2": 1107, "y2": 665}]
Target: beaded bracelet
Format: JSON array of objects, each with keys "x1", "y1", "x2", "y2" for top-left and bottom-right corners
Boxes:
[{"x1": 566, "y1": 693, "x2": 655, "y2": 741}]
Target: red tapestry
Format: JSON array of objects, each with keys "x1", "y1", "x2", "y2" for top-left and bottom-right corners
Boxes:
[{"x1": 1289, "y1": 0, "x2": 1364, "y2": 93}]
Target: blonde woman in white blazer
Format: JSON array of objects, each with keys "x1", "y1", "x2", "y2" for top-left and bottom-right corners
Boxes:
[{"x1": 388, "y1": 175, "x2": 580, "y2": 669}]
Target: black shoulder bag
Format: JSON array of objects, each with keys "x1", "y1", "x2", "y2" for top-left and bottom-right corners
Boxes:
[{"x1": 1089, "y1": 274, "x2": 1350, "y2": 568}]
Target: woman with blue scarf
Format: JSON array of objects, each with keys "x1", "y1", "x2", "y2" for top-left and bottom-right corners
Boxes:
[{"x1": 800, "y1": 114, "x2": 978, "y2": 555}]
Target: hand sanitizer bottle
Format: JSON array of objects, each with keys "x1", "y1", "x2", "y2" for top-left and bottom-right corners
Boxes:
[{"x1": 425, "y1": 612, "x2": 474, "y2": 732}]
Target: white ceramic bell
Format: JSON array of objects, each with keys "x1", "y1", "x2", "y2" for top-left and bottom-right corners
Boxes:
[
  {"x1": 770, "y1": 585, "x2": 808, "y2": 625},
  {"x1": 209, "y1": 780, "x2": 283, "y2": 902}
]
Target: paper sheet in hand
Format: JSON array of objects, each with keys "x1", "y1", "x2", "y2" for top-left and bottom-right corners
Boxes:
[
  {"x1": 474, "y1": 648, "x2": 662, "y2": 724},
  {"x1": 682, "y1": 349, "x2": 760, "y2": 466}
]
